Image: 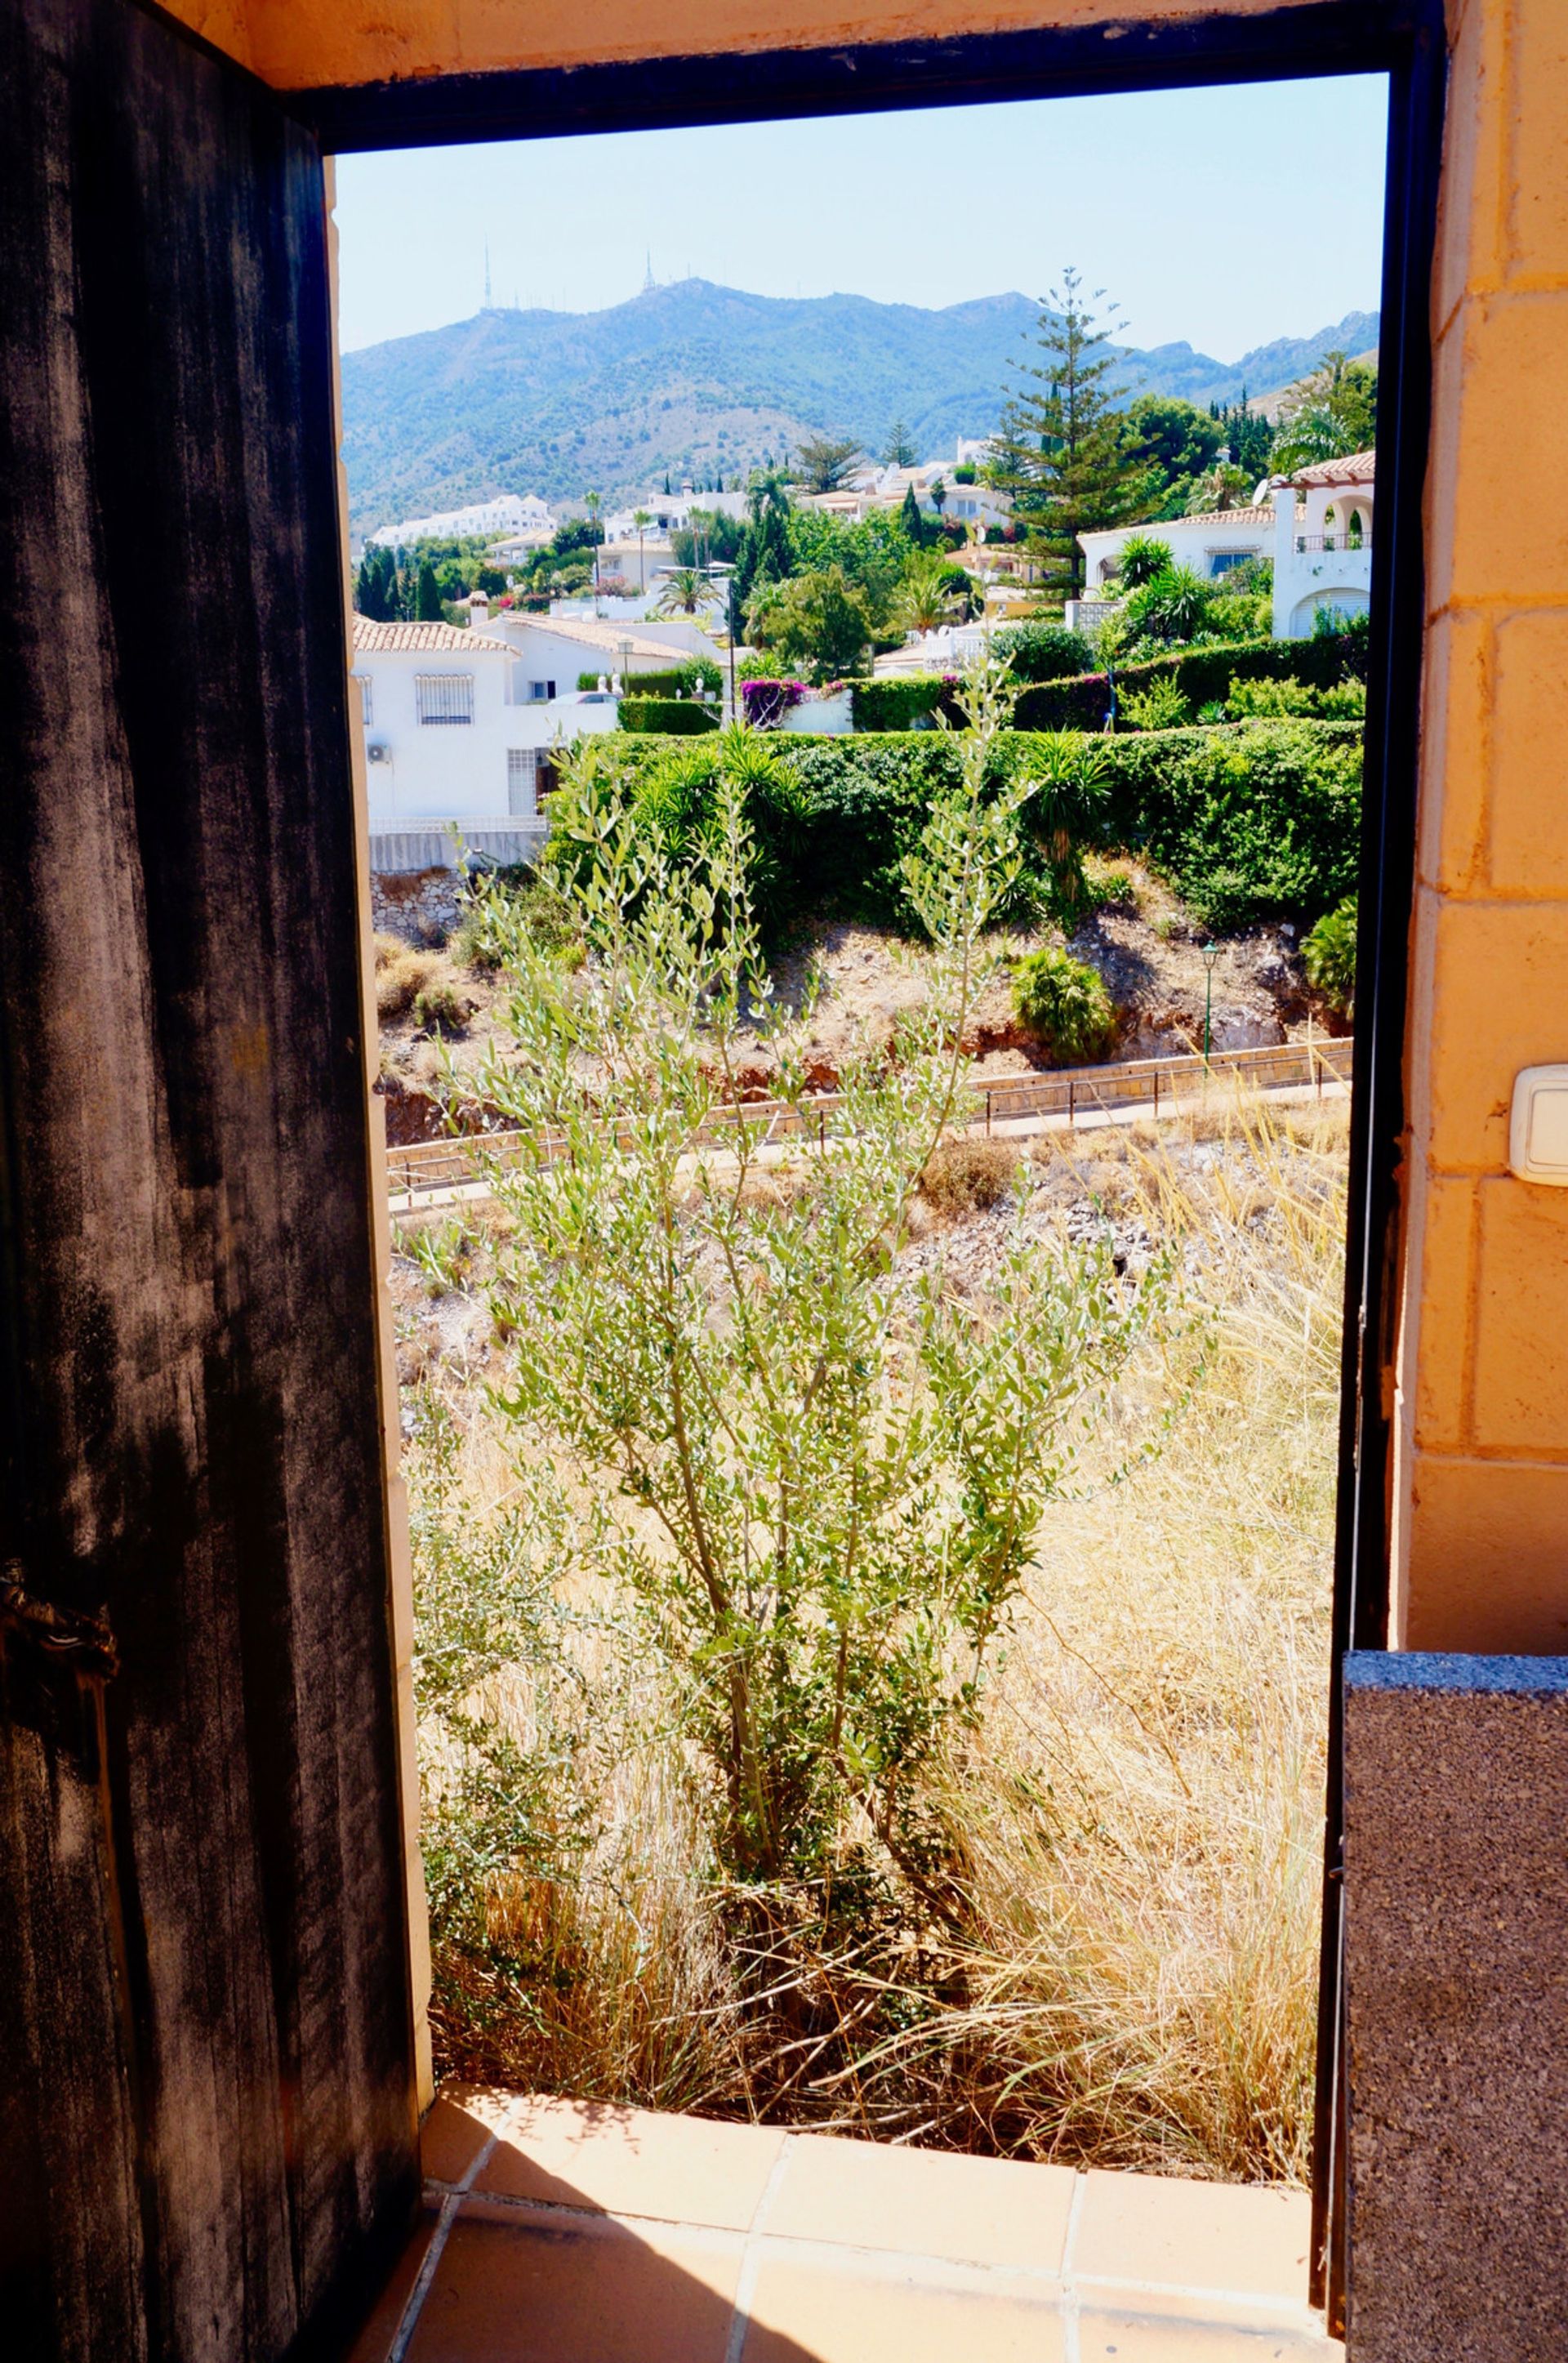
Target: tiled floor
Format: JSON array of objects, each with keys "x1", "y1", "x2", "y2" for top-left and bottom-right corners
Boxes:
[{"x1": 352, "y1": 2088, "x2": 1344, "y2": 2362}]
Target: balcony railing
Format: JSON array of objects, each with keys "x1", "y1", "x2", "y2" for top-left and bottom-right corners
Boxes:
[{"x1": 1294, "y1": 533, "x2": 1370, "y2": 554}]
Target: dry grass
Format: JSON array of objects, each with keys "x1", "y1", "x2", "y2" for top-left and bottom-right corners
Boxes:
[
  {"x1": 407, "y1": 1089, "x2": 1347, "y2": 2182},
  {"x1": 920, "y1": 1136, "x2": 1021, "y2": 1216}
]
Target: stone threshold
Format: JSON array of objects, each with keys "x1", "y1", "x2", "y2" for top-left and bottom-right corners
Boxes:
[{"x1": 351, "y1": 2089, "x2": 1343, "y2": 2361}]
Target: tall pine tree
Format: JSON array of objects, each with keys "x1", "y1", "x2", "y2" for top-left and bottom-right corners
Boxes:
[{"x1": 991, "y1": 269, "x2": 1155, "y2": 604}]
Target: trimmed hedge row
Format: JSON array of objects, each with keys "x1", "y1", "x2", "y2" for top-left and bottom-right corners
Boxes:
[
  {"x1": 1013, "y1": 634, "x2": 1363, "y2": 731},
  {"x1": 615, "y1": 720, "x2": 1362, "y2": 931},
  {"x1": 849, "y1": 676, "x2": 960, "y2": 732},
  {"x1": 577, "y1": 663, "x2": 722, "y2": 698},
  {"x1": 618, "y1": 697, "x2": 719, "y2": 735}
]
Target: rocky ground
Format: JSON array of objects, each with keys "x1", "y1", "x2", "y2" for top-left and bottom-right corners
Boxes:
[{"x1": 372, "y1": 855, "x2": 1345, "y2": 1144}]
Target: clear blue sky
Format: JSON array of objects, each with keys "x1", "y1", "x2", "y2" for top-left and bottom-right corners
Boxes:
[{"x1": 335, "y1": 74, "x2": 1388, "y2": 358}]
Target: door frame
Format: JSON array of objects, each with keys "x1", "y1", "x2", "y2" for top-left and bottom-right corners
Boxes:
[{"x1": 290, "y1": 2, "x2": 1447, "y2": 2321}]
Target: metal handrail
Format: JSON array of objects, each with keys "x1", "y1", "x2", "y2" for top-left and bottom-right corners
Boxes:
[
  {"x1": 385, "y1": 1034, "x2": 1354, "y2": 1200},
  {"x1": 1294, "y1": 533, "x2": 1370, "y2": 554}
]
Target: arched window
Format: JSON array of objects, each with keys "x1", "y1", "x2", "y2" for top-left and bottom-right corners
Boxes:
[{"x1": 1348, "y1": 508, "x2": 1365, "y2": 547}]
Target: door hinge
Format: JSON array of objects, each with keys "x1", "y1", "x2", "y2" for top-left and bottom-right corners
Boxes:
[{"x1": 0, "y1": 1562, "x2": 118, "y2": 1679}]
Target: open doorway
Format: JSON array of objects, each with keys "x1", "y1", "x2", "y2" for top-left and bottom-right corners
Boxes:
[{"x1": 327, "y1": 43, "x2": 1425, "y2": 2331}]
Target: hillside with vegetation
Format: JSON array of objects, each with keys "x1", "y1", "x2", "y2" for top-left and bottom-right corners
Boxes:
[{"x1": 340, "y1": 277, "x2": 1378, "y2": 528}]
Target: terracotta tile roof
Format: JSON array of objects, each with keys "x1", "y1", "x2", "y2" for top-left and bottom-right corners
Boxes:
[
  {"x1": 350, "y1": 618, "x2": 511, "y2": 653},
  {"x1": 1288, "y1": 448, "x2": 1376, "y2": 489},
  {"x1": 524, "y1": 614, "x2": 697, "y2": 661},
  {"x1": 1177, "y1": 504, "x2": 1276, "y2": 528}
]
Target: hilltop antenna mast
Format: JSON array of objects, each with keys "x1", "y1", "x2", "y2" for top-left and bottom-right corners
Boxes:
[
  {"x1": 483, "y1": 241, "x2": 492, "y2": 307},
  {"x1": 643, "y1": 247, "x2": 656, "y2": 295}
]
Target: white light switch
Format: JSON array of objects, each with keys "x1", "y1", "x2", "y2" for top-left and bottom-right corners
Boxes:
[{"x1": 1510, "y1": 1067, "x2": 1568, "y2": 1183}]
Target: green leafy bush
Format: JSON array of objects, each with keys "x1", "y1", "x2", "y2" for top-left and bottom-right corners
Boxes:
[
  {"x1": 1090, "y1": 720, "x2": 1364, "y2": 930},
  {"x1": 994, "y1": 622, "x2": 1094, "y2": 683},
  {"x1": 577, "y1": 658, "x2": 722, "y2": 698},
  {"x1": 1125, "y1": 564, "x2": 1210, "y2": 645},
  {"x1": 1013, "y1": 633, "x2": 1365, "y2": 731},
  {"x1": 465, "y1": 667, "x2": 1168, "y2": 1900},
  {"x1": 1121, "y1": 675, "x2": 1192, "y2": 731},
  {"x1": 619, "y1": 697, "x2": 720, "y2": 735},
  {"x1": 850, "y1": 675, "x2": 960, "y2": 732},
  {"x1": 1303, "y1": 894, "x2": 1357, "y2": 1014},
  {"x1": 1012, "y1": 947, "x2": 1116, "y2": 1061},
  {"x1": 1116, "y1": 535, "x2": 1175, "y2": 587}
]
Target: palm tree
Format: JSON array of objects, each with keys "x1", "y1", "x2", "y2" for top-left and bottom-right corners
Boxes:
[
  {"x1": 631, "y1": 507, "x2": 652, "y2": 592},
  {"x1": 897, "y1": 551, "x2": 959, "y2": 635},
  {"x1": 655, "y1": 566, "x2": 717, "y2": 617}
]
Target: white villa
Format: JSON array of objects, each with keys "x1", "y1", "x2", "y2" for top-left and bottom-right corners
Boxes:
[
  {"x1": 368, "y1": 491, "x2": 554, "y2": 548},
  {"x1": 1073, "y1": 448, "x2": 1375, "y2": 640},
  {"x1": 351, "y1": 612, "x2": 675, "y2": 872},
  {"x1": 1076, "y1": 502, "x2": 1276, "y2": 594},
  {"x1": 1268, "y1": 448, "x2": 1374, "y2": 636}
]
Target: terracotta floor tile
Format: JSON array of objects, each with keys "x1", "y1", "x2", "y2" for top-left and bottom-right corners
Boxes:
[
  {"x1": 1071, "y1": 2169, "x2": 1313, "y2": 2303},
  {"x1": 741, "y1": 2255, "x2": 1067, "y2": 2363},
  {"x1": 345, "y1": 2206, "x2": 440, "y2": 2363},
  {"x1": 404, "y1": 2200, "x2": 743, "y2": 2363},
  {"x1": 764, "y1": 2130, "x2": 1076, "y2": 2271},
  {"x1": 474, "y1": 2094, "x2": 786, "y2": 2231},
  {"x1": 421, "y1": 2085, "x2": 527, "y2": 2186},
  {"x1": 1077, "y1": 2308, "x2": 1342, "y2": 2360}
]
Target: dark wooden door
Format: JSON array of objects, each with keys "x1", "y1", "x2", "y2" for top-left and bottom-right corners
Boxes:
[{"x1": 0, "y1": 1, "x2": 420, "y2": 2356}]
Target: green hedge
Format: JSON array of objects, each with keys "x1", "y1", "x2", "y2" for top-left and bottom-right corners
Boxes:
[
  {"x1": 1013, "y1": 635, "x2": 1362, "y2": 731},
  {"x1": 849, "y1": 676, "x2": 961, "y2": 732},
  {"x1": 617, "y1": 719, "x2": 1361, "y2": 930},
  {"x1": 618, "y1": 697, "x2": 720, "y2": 735},
  {"x1": 577, "y1": 661, "x2": 722, "y2": 698}
]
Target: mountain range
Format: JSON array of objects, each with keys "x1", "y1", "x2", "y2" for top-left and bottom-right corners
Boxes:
[{"x1": 339, "y1": 279, "x2": 1380, "y2": 534}]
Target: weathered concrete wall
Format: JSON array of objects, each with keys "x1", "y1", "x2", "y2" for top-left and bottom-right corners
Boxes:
[
  {"x1": 1393, "y1": 0, "x2": 1568, "y2": 1649},
  {"x1": 1343, "y1": 1652, "x2": 1568, "y2": 2358}
]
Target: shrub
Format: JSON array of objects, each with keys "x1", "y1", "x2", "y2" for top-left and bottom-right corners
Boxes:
[
  {"x1": 376, "y1": 948, "x2": 441, "y2": 1019},
  {"x1": 1013, "y1": 633, "x2": 1364, "y2": 732},
  {"x1": 1125, "y1": 564, "x2": 1209, "y2": 645},
  {"x1": 1303, "y1": 895, "x2": 1357, "y2": 1015},
  {"x1": 994, "y1": 622, "x2": 1094, "y2": 684},
  {"x1": 1121, "y1": 675, "x2": 1191, "y2": 731},
  {"x1": 1116, "y1": 535, "x2": 1175, "y2": 588},
  {"x1": 741, "y1": 678, "x2": 805, "y2": 728},
  {"x1": 412, "y1": 973, "x2": 471, "y2": 1032},
  {"x1": 469, "y1": 664, "x2": 1168, "y2": 1902},
  {"x1": 578, "y1": 659, "x2": 722, "y2": 699},
  {"x1": 1013, "y1": 947, "x2": 1116, "y2": 1062},
  {"x1": 619, "y1": 697, "x2": 719, "y2": 735},
  {"x1": 452, "y1": 875, "x2": 581, "y2": 972},
  {"x1": 920, "y1": 1137, "x2": 1020, "y2": 1215},
  {"x1": 1092, "y1": 721, "x2": 1363, "y2": 930},
  {"x1": 851, "y1": 675, "x2": 960, "y2": 732}
]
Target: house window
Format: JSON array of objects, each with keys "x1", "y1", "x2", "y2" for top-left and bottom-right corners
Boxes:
[
  {"x1": 506, "y1": 748, "x2": 535, "y2": 817},
  {"x1": 354, "y1": 672, "x2": 372, "y2": 726},
  {"x1": 414, "y1": 673, "x2": 474, "y2": 725},
  {"x1": 536, "y1": 756, "x2": 560, "y2": 802},
  {"x1": 528, "y1": 679, "x2": 556, "y2": 702},
  {"x1": 1209, "y1": 550, "x2": 1259, "y2": 576}
]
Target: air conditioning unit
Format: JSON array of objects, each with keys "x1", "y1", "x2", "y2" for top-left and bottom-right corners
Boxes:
[{"x1": 366, "y1": 742, "x2": 391, "y2": 764}]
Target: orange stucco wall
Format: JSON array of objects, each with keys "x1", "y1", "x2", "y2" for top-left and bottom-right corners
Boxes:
[
  {"x1": 167, "y1": 0, "x2": 1568, "y2": 1652},
  {"x1": 160, "y1": 0, "x2": 1321, "y2": 89},
  {"x1": 1392, "y1": 0, "x2": 1568, "y2": 1649}
]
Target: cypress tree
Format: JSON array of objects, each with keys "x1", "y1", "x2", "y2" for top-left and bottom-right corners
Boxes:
[
  {"x1": 415, "y1": 560, "x2": 443, "y2": 622},
  {"x1": 899, "y1": 482, "x2": 927, "y2": 550},
  {"x1": 991, "y1": 269, "x2": 1156, "y2": 604}
]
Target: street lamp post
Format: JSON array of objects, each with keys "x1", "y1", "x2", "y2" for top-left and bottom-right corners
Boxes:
[{"x1": 1200, "y1": 941, "x2": 1223, "y2": 1068}]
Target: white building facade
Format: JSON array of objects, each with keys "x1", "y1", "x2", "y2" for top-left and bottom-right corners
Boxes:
[
  {"x1": 1076, "y1": 503, "x2": 1276, "y2": 593},
  {"x1": 1268, "y1": 449, "x2": 1374, "y2": 637},
  {"x1": 351, "y1": 618, "x2": 621, "y2": 873},
  {"x1": 369, "y1": 491, "x2": 554, "y2": 547}
]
